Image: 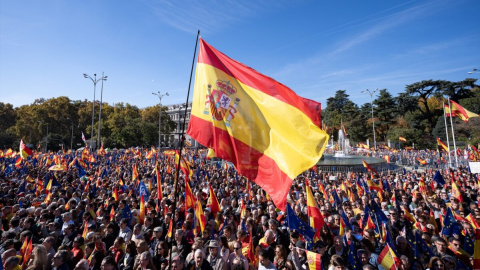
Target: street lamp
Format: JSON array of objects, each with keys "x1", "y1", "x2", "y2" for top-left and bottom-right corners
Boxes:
[
  {"x1": 83, "y1": 73, "x2": 107, "y2": 149},
  {"x1": 152, "y1": 91, "x2": 169, "y2": 149},
  {"x1": 361, "y1": 88, "x2": 378, "y2": 149},
  {"x1": 38, "y1": 121, "x2": 49, "y2": 152},
  {"x1": 67, "y1": 118, "x2": 74, "y2": 150},
  {"x1": 468, "y1": 68, "x2": 479, "y2": 74},
  {"x1": 97, "y1": 72, "x2": 107, "y2": 148}
]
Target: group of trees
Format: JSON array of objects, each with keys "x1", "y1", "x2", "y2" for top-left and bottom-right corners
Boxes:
[
  {"x1": 1, "y1": 78, "x2": 479, "y2": 151},
  {"x1": 323, "y1": 79, "x2": 480, "y2": 149},
  {"x1": 0, "y1": 97, "x2": 176, "y2": 150}
]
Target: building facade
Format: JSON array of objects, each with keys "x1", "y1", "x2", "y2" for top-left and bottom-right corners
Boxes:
[{"x1": 163, "y1": 102, "x2": 199, "y2": 148}]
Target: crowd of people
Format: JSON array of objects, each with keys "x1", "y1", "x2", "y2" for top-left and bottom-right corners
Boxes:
[{"x1": 0, "y1": 146, "x2": 479, "y2": 270}]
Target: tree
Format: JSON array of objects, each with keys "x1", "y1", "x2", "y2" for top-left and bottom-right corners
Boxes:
[
  {"x1": 323, "y1": 90, "x2": 358, "y2": 140},
  {"x1": 373, "y1": 89, "x2": 397, "y2": 141},
  {"x1": 443, "y1": 78, "x2": 478, "y2": 101},
  {"x1": 404, "y1": 80, "x2": 449, "y2": 132}
]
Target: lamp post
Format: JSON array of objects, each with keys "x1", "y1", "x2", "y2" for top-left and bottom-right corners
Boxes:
[
  {"x1": 38, "y1": 121, "x2": 49, "y2": 152},
  {"x1": 468, "y1": 68, "x2": 479, "y2": 74},
  {"x1": 83, "y1": 73, "x2": 107, "y2": 149},
  {"x1": 361, "y1": 88, "x2": 378, "y2": 149},
  {"x1": 97, "y1": 72, "x2": 107, "y2": 148},
  {"x1": 152, "y1": 91, "x2": 169, "y2": 149},
  {"x1": 67, "y1": 118, "x2": 74, "y2": 150}
]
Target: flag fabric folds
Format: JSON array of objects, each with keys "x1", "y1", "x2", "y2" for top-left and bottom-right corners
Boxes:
[
  {"x1": 304, "y1": 249, "x2": 322, "y2": 270},
  {"x1": 19, "y1": 140, "x2": 33, "y2": 159},
  {"x1": 445, "y1": 100, "x2": 479, "y2": 122},
  {"x1": 436, "y1": 137, "x2": 449, "y2": 152},
  {"x1": 285, "y1": 203, "x2": 317, "y2": 241},
  {"x1": 399, "y1": 136, "x2": 407, "y2": 142},
  {"x1": 305, "y1": 181, "x2": 325, "y2": 239},
  {"x1": 473, "y1": 229, "x2": 480, "y2": 269},
  {"x1": 377, "y1": 243, "x2": 401, "y2": 270},
  {"x1": 186, "y1": 38, "x2": 329, "y2": 210},
  {"x1": 433, "y1": 171, "x2": 446, "y2": 186}
]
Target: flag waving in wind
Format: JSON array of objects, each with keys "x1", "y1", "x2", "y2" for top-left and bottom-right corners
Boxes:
[
  {"x1": 187, "y1": 38, "x2": 329, "y2": 210},
  {"x1": 19, "y1": 140, "x2": 33, "y2": 159},
  {"x1": 445, "y1": 100, "x2": 479, "y2": 122}
]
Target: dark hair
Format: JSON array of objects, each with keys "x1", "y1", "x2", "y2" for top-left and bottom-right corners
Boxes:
[
  {"x1": 258, "y1": 248, "x2": 269, "y2": 259},
  {"x1": 219, "y1": 235, "x2": 229, "y2": 249},
  {"x1": 125, "y1": 241, "x2": 137, "y2": 255},
  {"x1": 102, "y1": 256, "x2": 116, "y2": 266},
  {"x1": 331, "y1": 255, "x2": 346, "y2": 267},
  {"x1": 231, "y1": 258, "x2": 245, "y2": 270}
]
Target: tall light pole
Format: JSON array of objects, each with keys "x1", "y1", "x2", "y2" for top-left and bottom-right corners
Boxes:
[
  {"x1": 38, "y1": 121, "x2": 49, "y2": 153},
  {"x1": 468, "y1": 68, "x2": 479, "y2": 74},
  {"x1": 97, "y1": 72, "x2": 107, "y2": 148},
  {"x1": 362, "y1": 88, "x2": 378, "y2": 149},
  {"x1": 152, "y1": 91, "x2": 169, "y2": 149},
  {"x1": 67, "y1": 118, "x2": 74, "y2": 150},
  {"x1": 83, "y1": 73, "x2": 107, "y2": 149}
]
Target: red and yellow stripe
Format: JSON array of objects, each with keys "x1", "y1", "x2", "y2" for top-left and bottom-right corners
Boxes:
[
  {"x1": 305, "y1": 249, "x2": 322, "y2": 270},
  {"x1": 187, "y1": 38, "x2": 329, "y2": 210}
]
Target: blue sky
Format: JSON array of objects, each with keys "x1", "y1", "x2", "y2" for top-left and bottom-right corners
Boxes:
[{"x1": 1, "y1": 0, "x2": 479, "y2": 109}]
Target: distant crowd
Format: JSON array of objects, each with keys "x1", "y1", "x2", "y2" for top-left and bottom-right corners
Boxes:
[{"x1": 0, "y1": 146, "x2": 479, "y2": 270}]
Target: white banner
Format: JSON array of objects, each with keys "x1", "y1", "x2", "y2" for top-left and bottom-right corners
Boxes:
[{"x1": 469, "y1": 162, "x2": 480, "y2": 174}]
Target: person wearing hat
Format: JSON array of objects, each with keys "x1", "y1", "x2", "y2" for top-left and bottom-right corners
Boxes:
[
  {"x1": 150, "y1": 226, "x2": 163, "y2": 251},
  {"x1": 206, "y1": 240, "x2": 225, "y2": 270}
]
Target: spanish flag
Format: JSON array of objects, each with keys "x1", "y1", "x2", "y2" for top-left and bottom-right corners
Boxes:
[
  {"x1": 187, "y1": 39, "x2": 329, "y2": 210},
  {"x1": 437, "y1": 137, "x2": 449, "y2": 152},
  {"x1": 362, "y1": 159, "x2": 378, "y2": 176},
  {"x1": 416, "y1": 157, "x2": 427, "y2": 165},
  {"x1": 23, "y1": 236, "x2": 33, "y2": 265},
  {"x1": 305, "y1": 249, "x2": 322, "y2": 270},
  {"x1": 207, "y1": 183, "x2": 221, "y2": 217},
  {"x1": 305, "y1": 181, "x2": 324, "y2": 241},
  {"x1": 19, "y1": 139, "x2": 33, "y2": 159},
  {"x1": 113, "y1": 187, "x2": 119, "y2": 201},
  {"x1": 132, "y1": 164, "x2": 139, "y2": 182},
  {"x1": 377, "y1": 243, "x2": 401, "y2": 270},
  {"x1": 82, "y1": 222, "x2": 88, "y2": 239},
  {"x1": 451, "y1": 181, "x2": 463, "y2": 202},
  {"x1": 473, "y1": 229, "x2": 480, "y2": 269},
  {"x1": 194, "y1": 200, "x2": 207, "y2": 233},
  {"x1": 445, "y1": 100, "x2": 479, "y2": 122},
  {"x1": 399, "y1": 136, "x2": 407, "y2": 142},
  {"x1": 139, "y1": 195, "x2": 145, "y2": 224},
  {"x1": 109, "y1": 206, "x2": 115, "y2": 221},
  {"x1": 166, "y1": 217, "x2": 173, "y2": 238}
]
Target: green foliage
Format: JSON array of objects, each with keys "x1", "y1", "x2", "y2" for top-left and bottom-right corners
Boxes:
[{"x1": 0, "y1": 97, "x2": 176, "y2": 150}]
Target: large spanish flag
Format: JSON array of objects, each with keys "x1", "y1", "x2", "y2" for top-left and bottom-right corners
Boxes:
[
  {"x1": 187, "y1": 38, "x2": 329, "y2": 210},
  {"x1": 445, "y1": 100, "x2": 479, "y2": 122}
]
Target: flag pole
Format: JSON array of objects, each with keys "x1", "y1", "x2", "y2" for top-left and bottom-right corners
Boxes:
[
  {"x1": 168, "y1": 30, "x2": 200, "y2": 269},
  {"x1": 442, "y1": 101, "x2": 452, "y2": 167},
  {"x1": 447, "y1": 98, "x2": 459, "y2": 168}
]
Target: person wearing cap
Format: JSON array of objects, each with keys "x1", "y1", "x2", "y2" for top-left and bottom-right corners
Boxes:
[
  {"x1": 206, "y1": 240, "x2": 225, "y2": 270},
  {"x1": 150, "y1": 226, "x2": 163, "y2": 251}
]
